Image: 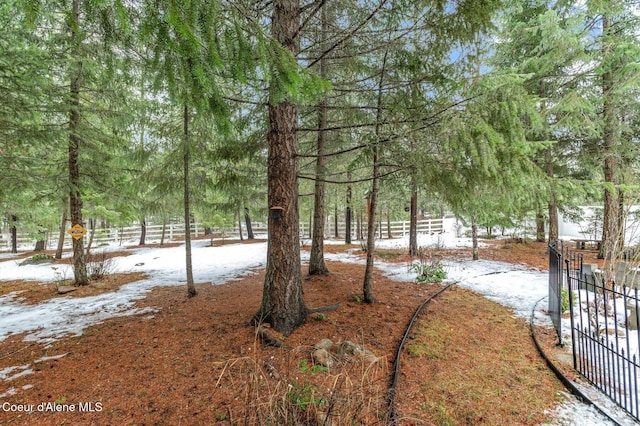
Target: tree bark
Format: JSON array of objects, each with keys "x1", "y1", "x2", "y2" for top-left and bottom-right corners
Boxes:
[
  {"x1": 255, "y1": 0, "x2": 306, "y2": 336},
  {"x1": 183, "y1": 104, "x2": 196, "y2": 297},
  {"x1": 409, "y1": 188, "x2": 418, "y2": 256},
  {"x1": 535, "y1": 211, "x2": 545, "y2": 242},
  {"x1": 244, "y1": 207, "x2": 255, "y2": 239},
  {"x1": 68, "y1": 0, "x2": 87, "y2": 285},
  {"x1": 10, "y1": 215, "x2": 17, "y2": 254},
  {"x1": 345, "y1": 181, "x2": 352, "y2": 244},
  {"x1": 546, "y1": 145, "x2": 559, "y2": 242},
  {"x1": 237, "y1": 211, "x2": 244, "y2": 241},
  {"x1": 309, "y1": 4, "x2": 329, "y2": 276},
  {"x1": 363, "y1": 47, "x2": 389, "y2": 304},
  {"x1": 34, "y1": 229, "x2": 46, "y2": 252},
  {"x1": 85, "y1": 217, "x2": 95, "y2": 256},
  {"x1": 334, "y1": 204, "x2": 339, "y2": 238},
  {"x1": 139, "y1": 217, "x2": 147, "y2": 246},
  {"x1": 55, "y1": 208, "x2": 67, "y2": 259},
  {"x1": 472, "y1": 215, "x2": 479, "y2": 261}
]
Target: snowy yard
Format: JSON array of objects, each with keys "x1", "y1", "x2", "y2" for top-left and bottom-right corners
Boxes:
[{"x1": 0, "y1": 229, "x2": 636, "y2": 425}]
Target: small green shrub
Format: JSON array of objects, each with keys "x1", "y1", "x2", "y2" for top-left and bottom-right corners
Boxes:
[
  {"x1": 314, "y1": 312, "x2": 327, "y2": 321},
  {"x1": 20, "y1": 253, "x2": 54, "y2": 266},
  {"x1": 286, "y1": 381, "x2": 326, "y2": 410},
  {"x1": 561, "y1": 288, "x2": 571, "y2": 313},
  {"x1": 410, "y1": 261, "x2": 447, "y2": 283},
  {"x1": 299, "y1": 359, "x2": 328, "y2": 374}
]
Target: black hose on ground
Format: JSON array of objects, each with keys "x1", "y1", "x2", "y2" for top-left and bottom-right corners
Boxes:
[{"x1": 387, "y1": 282, "x2": 455, "y2": 425}]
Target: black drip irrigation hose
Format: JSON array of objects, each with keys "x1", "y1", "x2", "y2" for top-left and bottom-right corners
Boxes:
[
  {"x1": 387, "y1": 281, "x2": 455, "y2": 425},
  {"x1": 529, "y1": 296, "x2": 622, "y2": 426}
]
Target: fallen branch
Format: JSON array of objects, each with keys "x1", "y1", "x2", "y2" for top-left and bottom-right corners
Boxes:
[{"x1": 307, "y1": 303, "x2": 340, "y2": 314}]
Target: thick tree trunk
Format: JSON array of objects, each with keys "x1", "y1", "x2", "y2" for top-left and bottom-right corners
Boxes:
[
  {"x1": 409, "y1": 188, "x2": 418, "y2": 257},
  {"x1": 244, "y1": 207, "x2": 255, "y2": 239},
  {"x1": 255, "y1": 0, "x2": 306, "y2": 336},
  {"x1": 183, "y1": 104, "x2": 196, "y2": 297},
  {"x1": 34, "y1": 229, "x2": 46, "y2": 251},
  {"x1": 600, "y1": 14, "x2": 619, "y2": 260},
  {"x1": 68, "y1": 0, "x2": 87, "y2": 285},
  {"x1": 345, "y1": 182, "x2": 352, "y2": 244},
  {"x1": 10, "y1": 215, "x2": 17, "y2": 254},
  {"x1": 55, "y1": 208, "x2": 67, "y2": 259}
]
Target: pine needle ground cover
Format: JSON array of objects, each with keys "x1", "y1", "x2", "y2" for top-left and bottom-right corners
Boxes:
[{"x1": 0, "y1": 240, "x2": 579, "y2": 425}]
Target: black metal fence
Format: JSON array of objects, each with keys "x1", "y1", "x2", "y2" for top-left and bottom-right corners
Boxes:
[
  {"x1": 567, "y1": 268, "x2": 640, "y2": 421},
  {"x1": 550, "y1": 241, "x2": 640, "y2": 422},
  {"x1": 548, "y1": 241, "x2": 583, "y2": 346}
]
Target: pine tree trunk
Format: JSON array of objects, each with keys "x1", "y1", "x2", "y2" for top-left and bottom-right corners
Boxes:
[
  {"x1": 255, "y1": 0, "x2": 306, "y2": 336},
  {"x1": 10, "y1": 215, "x2": 17, "y2": 254},
  {"x1": 546, "y1": 146, "x2": 559, "y2": 242},
  {"x1": 139, "y1": 218, "x2": 147, "y2": 246},
  {"x1": 409, "y1": 188, "x2": 418, "y2": 257},
  {"x1": 160, "y1": 219, "x2": 166, "y2": 246},
  {"x1": 345, "y1": 181, "x2": 352, "y2": 244},
  {"x1": 472, "y1": 215, "x2": 479, "y2": 261},
  {"x1": 68, "y1": 0, "x2": 87, "y2": 285},
  {"x1": 244, "y1": 207, "x2": 255, "y2": 239},
  {"x1": 34, "y1": 230, "x2": 46, "y2": 252},
  {"x1": 308, "y1": 95, "x2": 329, "y2": 274},
  {"x1": 617, "y1": 190, "x2": 625, "y2": 249},
  {"x1": 237, "y1": 212, "x2": 244, "y2": 241},
  {"x1": 363, "y1": 48, "x2": 389, "y2": 304},
  {"x1": 309, "y1": 5, "x2": 329, "y2": 276},
  {"x1": 55, "y1": 208, "x2": 67, "y2": 259},
  {"x1": 535, "y1": 211, "x2": 545, "y2": 242},
  {"x1": 183, "y1": 104, "x2": 196, "y2": 297},
  {"x1": 600, "y1": 13, "x2": 619, "y2": 260},
  {"x1": 85, "y1": 218, "x2": 95, "y2": 256},
  {"x1": 548, "y1": 196, "x2": 559, "y2": 243}
]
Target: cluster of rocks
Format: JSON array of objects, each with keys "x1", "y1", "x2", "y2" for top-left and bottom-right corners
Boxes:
[{"x1": 311, "y1": 338, "x2": 378, "y2": 368}]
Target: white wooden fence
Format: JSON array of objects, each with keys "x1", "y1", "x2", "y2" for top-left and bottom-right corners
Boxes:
[{"x1": 1, "y1": 218, "x2": 444, "y2": 251}]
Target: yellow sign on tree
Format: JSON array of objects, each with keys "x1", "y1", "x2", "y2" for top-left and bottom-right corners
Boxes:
[{"x1": 67, "y1": 224, "x2": 87, "y2": 240}]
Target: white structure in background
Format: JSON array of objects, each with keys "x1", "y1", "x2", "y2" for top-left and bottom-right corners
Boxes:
[{"x1": 558, "y1": 205, "x2": 640, "y2": 246}]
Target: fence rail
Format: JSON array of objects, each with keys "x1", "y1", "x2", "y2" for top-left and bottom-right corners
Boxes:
[
  {"x1": 1, "y1": 218, "x2": 445, "y2": 251},
  {"x1": 550, "y1": 240, "x2": 640, "y2": 422}
]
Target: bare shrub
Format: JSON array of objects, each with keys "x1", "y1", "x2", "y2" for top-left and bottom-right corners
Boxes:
[
  {"x1": 86, "y1": 250, "x2": 115, "y2": 281},
  {"x1": 214, "y1": 339, "x2": 389, "y2": 425}
]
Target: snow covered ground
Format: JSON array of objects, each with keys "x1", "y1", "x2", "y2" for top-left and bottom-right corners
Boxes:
[{"x1": 0, "y1": 221, "x2": 637, "y2": 425}]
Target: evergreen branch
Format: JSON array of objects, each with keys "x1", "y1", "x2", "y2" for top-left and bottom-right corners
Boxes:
[
  {"x1": 305, "y1": 0, "x2": 388, "y2": 69},
  {"x1": 298, "y1": 167, "x2": 404, "y2": 184}
]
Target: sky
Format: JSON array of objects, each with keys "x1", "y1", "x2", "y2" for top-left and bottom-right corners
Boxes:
[{"x1": 0, "y1": 220, "x2": 638, "y2": 425}]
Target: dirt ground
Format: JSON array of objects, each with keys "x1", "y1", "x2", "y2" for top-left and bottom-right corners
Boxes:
[{"x1": 0, "y1": 238, "x2": 593, "y2": 425}]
